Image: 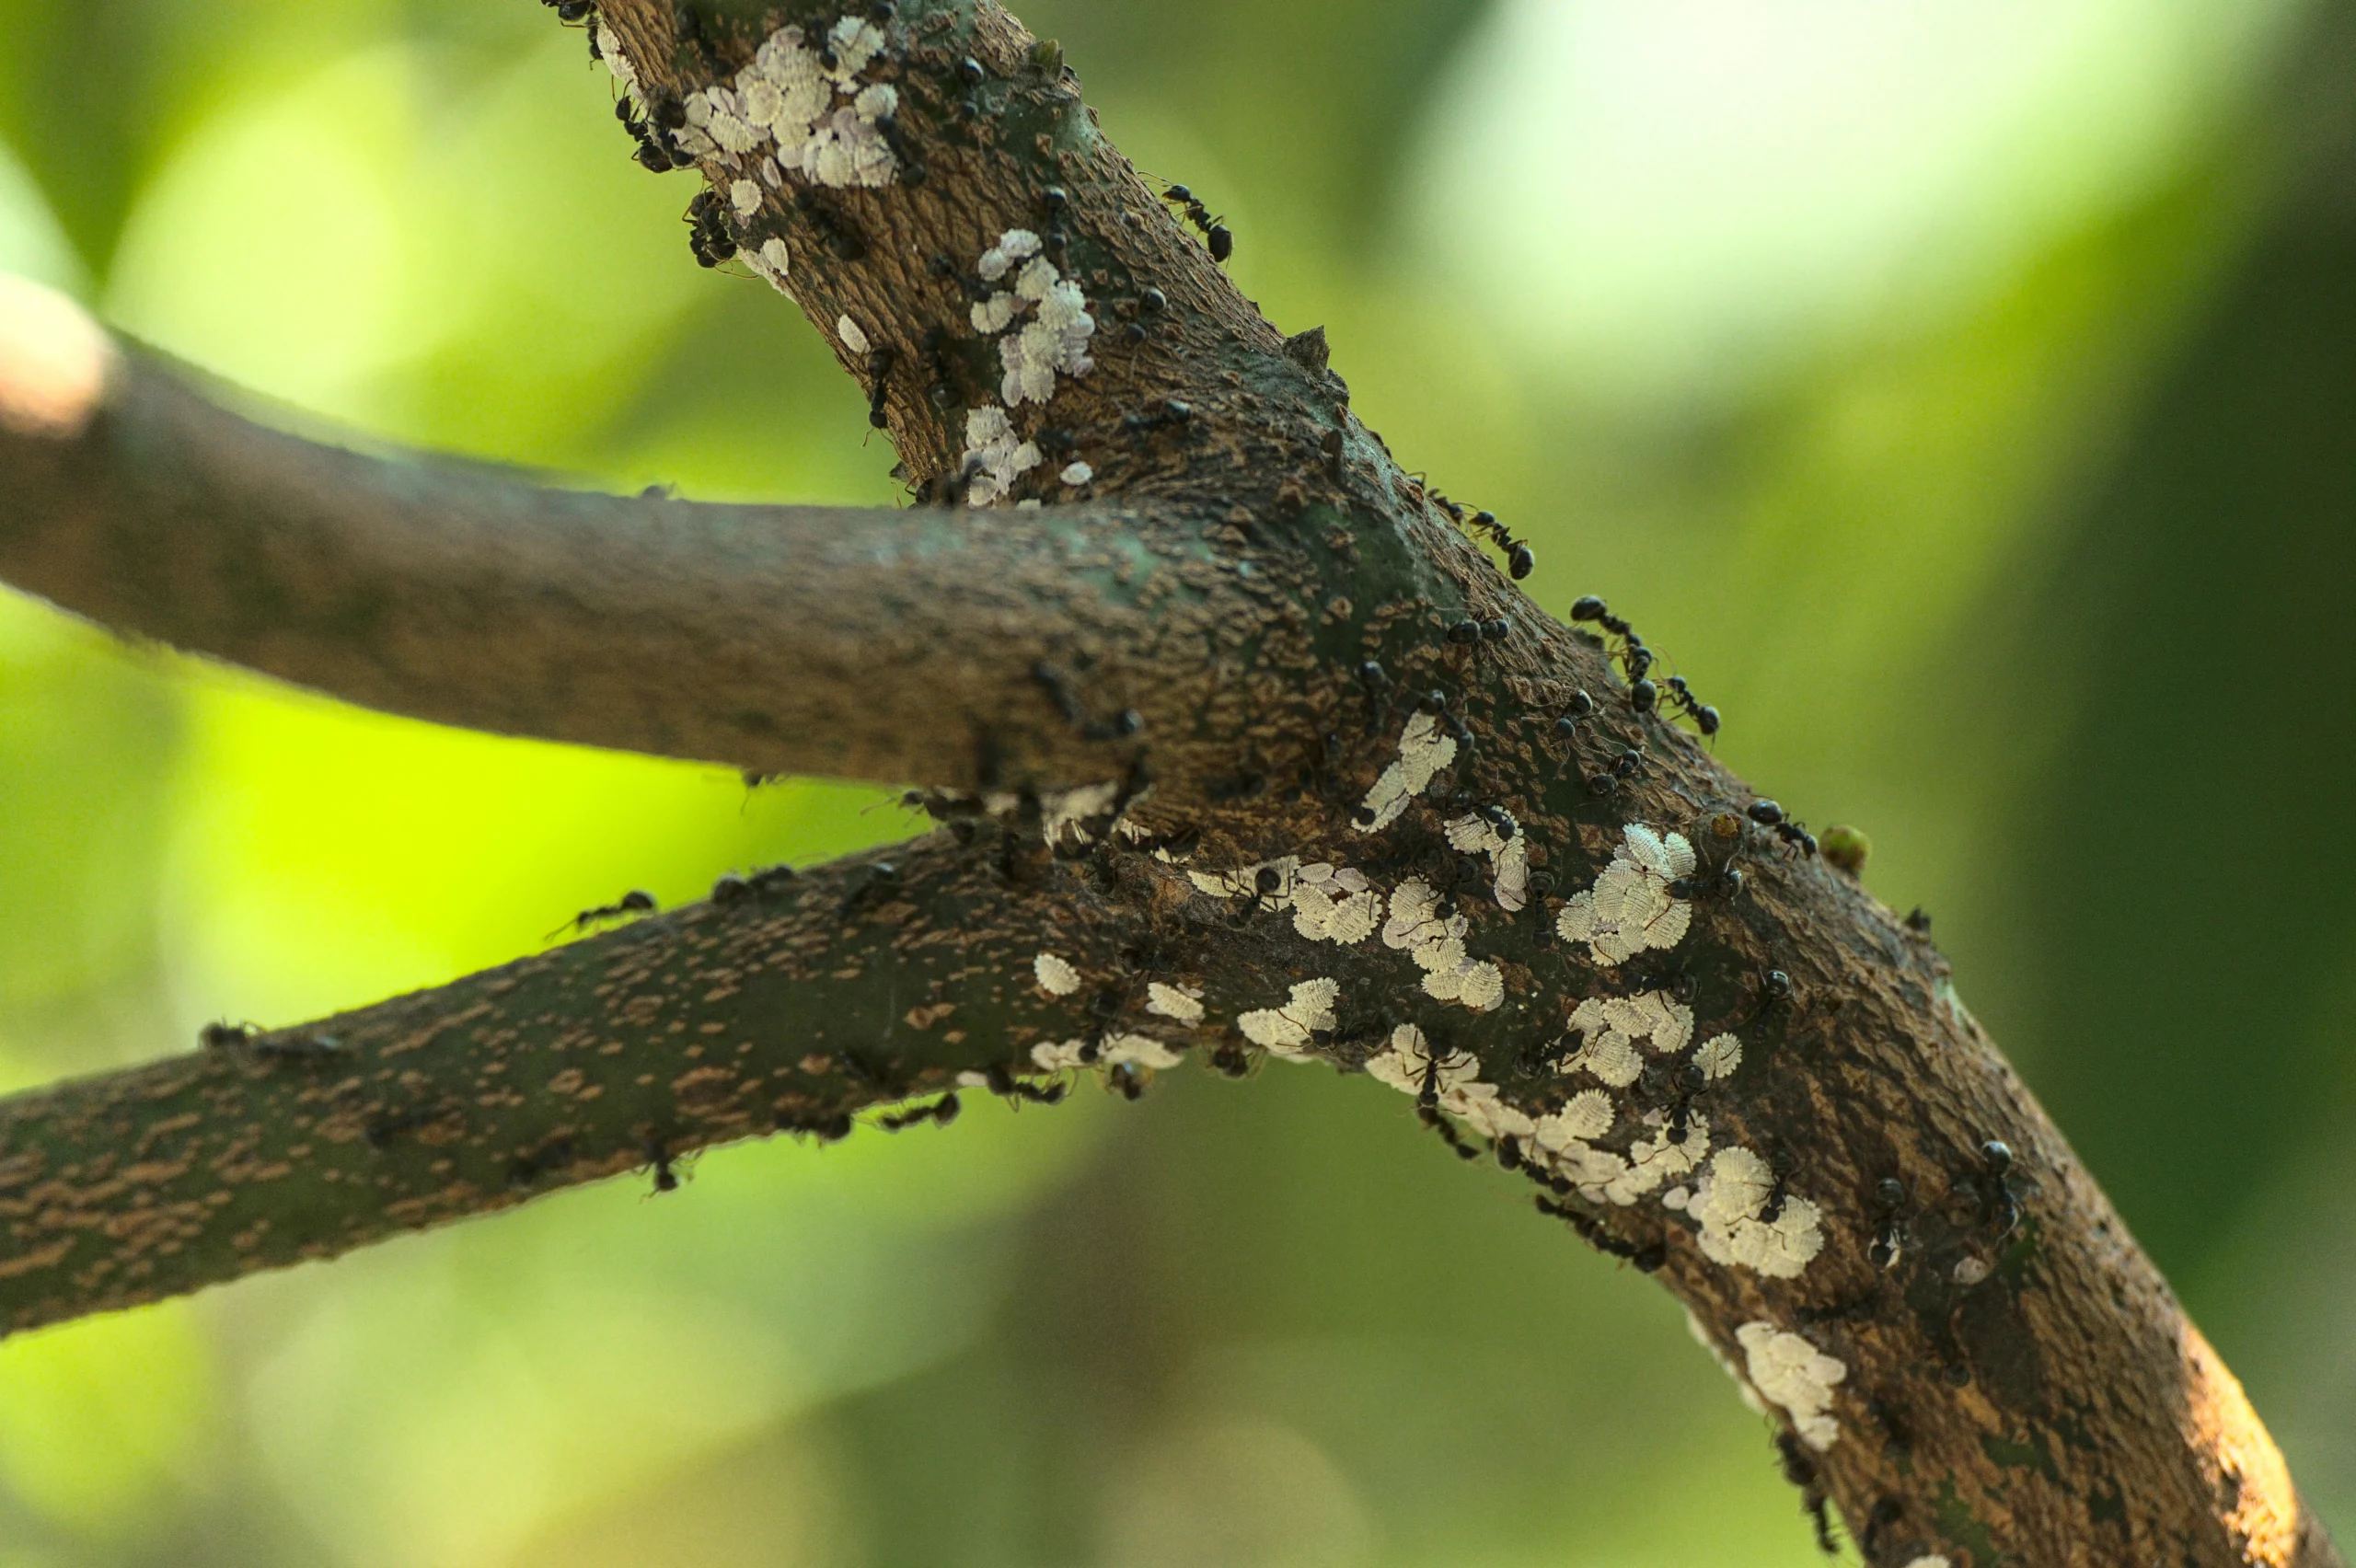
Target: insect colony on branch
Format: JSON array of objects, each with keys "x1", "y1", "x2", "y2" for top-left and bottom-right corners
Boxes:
[{"x1": 436, "y1": 2, "x2": 2038, "y2": 1510}]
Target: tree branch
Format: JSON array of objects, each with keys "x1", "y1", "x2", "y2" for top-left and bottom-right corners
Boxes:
[
  {"x1": 0, "y1": 0, "x2": 2340, "y2": 1562},
  {"x1": 0, "y1": 304, "x2": 1314, "y2": 792},
  {"x1": 0, "y1": 832, "x2": 1183, "y2": 1331}
]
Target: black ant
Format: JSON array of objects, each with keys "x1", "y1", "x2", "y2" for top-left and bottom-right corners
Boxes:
[
  {"x1": 1860, "y1": 1496, "x2": 1905, "y2": 1559},
  {"x1": 1534, "y1": 1195, "x2": 1665, "y2": 1272},
  {"x1": 1158, "y1": 182, "x2": 1233, "y2": 262},
  {"x1": 1757, "y1": 1147, "x2": 1798, "y2": 1225},
  {"x1": 199, "y1": 1020, "x2": 258, "y2": 1050},
  {"x1": 1867, "y1": 1176, "x2": 1910, "y2": 1270},
  {"x1": 1743, "y1": 968, "x2": 1795, "y2": 1037},
  {"x1": 547, "y1": 888, "x2": 655, "y2": 940},
  {"x1": 864, "y1": 347, "x2": 894, "y2": 430},
  {"x1": 1108, "y1": 1062, "x2": 1149, "y2": 1101},
  {"x1": 791, "y1": 188, "x2": 865, "y2": 260},
  {"x1": 1208, "y1": 1043, "x2": 1256, "y2": 1078},
  {"x1": 1747, "y1": 800, "x2": 1819, "y2": 856},
  {"x1": 1669, "y1": 859, "x2": 1743, "y2": 903},
  {"x1": 879, "y1": 1093, "x2": 961, "y2": 1131},
  {"x1": 1772, "y1": 1431, "x2": 1839, "y2": 1555},
  {"x1": 644, "y1": 1132, "x2": 680, "y2": 1193},
  {"x1": 540, "y1": 0, "x2": 593, "y2": 22},
  {"x1": 1569, "y1": 594, "x2": 1660, "y2": 694},
  {"x1": 614, "y1": 97, "x2": 686, "y2": 172},
  {"x1": 1121, "y1": 398, "x2": 1194, "y2": 437},
  {"x1": 872, "y1": 105, "x2": 924, "y2": 186},
  {"x1": 507, "y1": 1135, "x2": 578, "y2": 1189},
  {"x1": 840, "y1": 861, "x2": 902, "y2": 920},
  {"x1": 684, "y1": 188, "x2": 735, "y2": 267},
  {"x1": 1904, "y1": 905, "x2": 1933, "y2": 935},
  {"x1": 1662, "y1": 675, "x2": 1720, "y2": 739},
  {"x1": 984, "y1": 1063, "x2": 1068, "y2": 1104},
  {"x1": 1228, "y1": 864, "x2": 1287, "y2": 927},
  {"x1": 1418, "y1": 1103, "x2": 1481, "y2": 1160},
  {"x1": 1463, "y1": 509, "x2": 1535, "y2": 580},
  {"x1": 1865, "y1": 1395, "x2": 1914, "y2": 1465},
  {"x1": 1975, "y1": 1139, "x2": 2021, "y2": 1239}
]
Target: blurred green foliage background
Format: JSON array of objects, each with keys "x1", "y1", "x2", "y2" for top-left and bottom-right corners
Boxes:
[{"x1": 2, "y1": 0, "x2": 2354, "y2": 1561}]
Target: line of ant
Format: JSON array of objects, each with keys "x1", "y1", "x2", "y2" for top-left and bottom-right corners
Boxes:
[{"x1": 1567, "y1": 594, "x2": 1718, "y2": 738}]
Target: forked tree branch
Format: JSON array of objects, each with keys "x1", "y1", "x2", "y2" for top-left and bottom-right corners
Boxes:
[{"x1": 0, "y1": 2, "x2": 2339, "y2": 1563}]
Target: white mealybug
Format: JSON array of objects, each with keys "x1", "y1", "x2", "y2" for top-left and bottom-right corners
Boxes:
[
  {"x1": 1534, "y1": 1089, "x2": 1614, "y2": 1151},
  {"x1": 1364, "y1": 1024, "x2": 1478, "y2": 1097},
  {"x1": 1355, "y1": 712, "x2": 1457, "y2": 832},
  {"x1": 960, "y1": 405, "x2": 1042, "y2": 506},
  {"x1": 1031, "y1": 1039, "x2": 1089, "y2": 1071},
  {"x1": 730, "y1": 179, "x2": 763, "y2": 217},
  {"x1": 595, "y1": 18, "x2": 641, "y2": 94},
  {"x1": 837, "y1": 316, "x2": 871, "y2": 356},
  {"x1": 1038, "y1": 780, "x2": 1123, "y2": 847},
  {"x1": 1145, "y1": 983, "x2": 1206, "y2": 1024},
  {"x1": 1236, "y1": 978, "x2": 1340, "y2": 1058},
  {"x1": 1060, "y1": 460, "x2": 1093, "y2": 487},
  {"x1": 1691, "y1": 1147, "x2": 1825, "y2": 1279},
  {"x1": 1692, "y1": 1032, "x2": 1742, "y2": 1080},
  {"x1": 1288, "y1": 863, "x2": 1383, "y2": 947},
  {"x1": 1382, "y1": 882, "x2": 1504, "y2": 1011},
  {"x1": 1734, "y1": 1322, "x2": 1846, "y2": 1451},
  {"x1": 1097, "y1": 1033, "x2": 1183, "y2": 1069},
  {"x1": 1559, "y1": 991, "x2": 1693, "y2": 1088},
  {"x1": 1901, "y1": 1558, "x2": 1952, "y2": 1568},
  {"x1": 1555, "y1": 824, "x2": 1697, "y2": 964},
  {"x1": 1033, "y1": 951, "x2": 1082, "y2": 997},
  {"x1": 1443, "y1": 810, "x2": 1530, "y2": 912}
]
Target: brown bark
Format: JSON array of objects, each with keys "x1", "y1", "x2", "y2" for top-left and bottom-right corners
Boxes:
[{"x1": 0, "y1": 1, "x2": 2336, "y2": 1563}]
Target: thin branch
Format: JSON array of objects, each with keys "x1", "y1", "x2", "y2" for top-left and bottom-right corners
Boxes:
[
  {"x1": 0, "y1": 312, "x2": 1292, "y2": 791},
  {"x1": 0, "y1": 832, "x2": 1172, "y2": 1332}
]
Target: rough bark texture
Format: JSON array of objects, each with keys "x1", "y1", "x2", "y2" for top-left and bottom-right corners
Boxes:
[{"x1": 0, "y1": 2, "x2": 2337, "y2": 1564}]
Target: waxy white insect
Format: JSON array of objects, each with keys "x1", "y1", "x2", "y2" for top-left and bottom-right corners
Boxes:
[
  {"x1": 1556, "y1": 824, "x2": 1696, "y2": 965},
  {"x1": 1736, "y1": 1321, "x2": 1847, "y2": 1451},
  {"x1": 1033, "y1": 951, "x2": 1082, "y2": 997},
  {"x1": 1354, "y1": 712, "x2": 1457, "y2": 832},
  {"x1": 1444, "y1": 810, "x2": 1530, "y2": 912},
  {"x1": 1146, "y1": 983, "x2": 1206, "y2": 1024},
  {"x1": 1692, "y1": 1147, "x2": 1825, "y2": 1279},
  {"x1": 1237, "y1": 978, "x2": 1340, "y2": 1058}
]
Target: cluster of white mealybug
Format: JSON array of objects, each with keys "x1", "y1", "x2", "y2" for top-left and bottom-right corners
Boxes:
[
  {"x1": 1032, "y1": 1033, "x2": 1181, "y2": 1071},
  {"x1": 971, "y1": 230, "x2": 1097, "y2": 405},
  {"x1": 676, "y1": 19, "x2": 898, "y2": 184},
  {"x1": 1668, "y1": 1147, "x2": 1824, "y2": 1278},
  {"x1": 1022, "y1": 771, "x2": 1834, "y2": 1447},
  {"x1": 1236, "y1": 978, "x2": 1341, "y2": 1059},
  {"x1": 1354, "y1": 712, "x2": 1457, "y2": 832},
  {"x1": 1380, "y1": 878, "x2": 1505, "y2": 1011},
  {"x1": 1735, "y1": 1322, "x2": 1848, "y2": 1450},
  {"x1": 1444, "y1": 810, "x2": 1530, "y2": 912},
  {"x1": 1556, "y1": 824, "x2": 1694, "y2": 963},
  {"x1": 960, "y1": 407, "x2": 1042, "y2": 507},
  {"x1": 955, "y1": 228, "x2": 1099, "y2": 502},
  {"x1": 1187, "y1": 859, "x2": 1383, "y2": 950},
  {"x1": 591, "y1": 15, "x2": 902, "y2": 297}
]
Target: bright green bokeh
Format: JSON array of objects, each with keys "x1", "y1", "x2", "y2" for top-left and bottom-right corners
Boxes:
[{"x1": 5, "y1": 0, "x2": 2354, "y2": 1559}]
